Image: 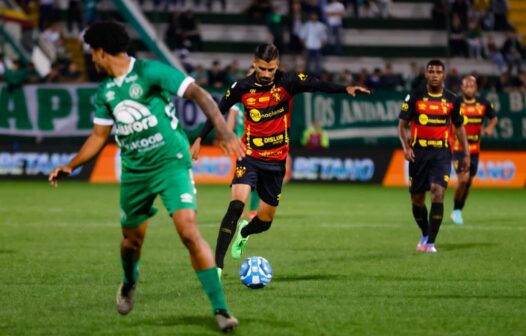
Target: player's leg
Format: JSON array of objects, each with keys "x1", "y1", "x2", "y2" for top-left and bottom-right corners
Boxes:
[
  {"x1": 116, "y1": 222, "x2": 148, "y2": 315},
  {"x1": 248, "y1": 189, "x2": 259, "y2": 220},
  {"x1": 117, "y1": 178, "x2": 158, "y2": 315},
  {"x1": 215, "y1": 158, "x2": 256, "y2": 269},
  {"x1": 231, "y1": 165, "x2": 284, "y2": 259},
  {"x1": 408, "y1": 149, "x2": 430, "y2": 250},
  {"x1": 451, "y1": 151, "x2": 468, "y2": 224},
  {"x1": 172, "y1": 209, "x2": 238, "y2": 331}
]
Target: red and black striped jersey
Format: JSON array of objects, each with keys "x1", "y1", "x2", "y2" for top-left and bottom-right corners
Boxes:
[
  {"x1": 452, "y1": 97, "x2": 496, "y2": 154},
  {"x1": 200, "y1": 71, "x2": 347, "y2": 161},
  {"x1": 399, "y1": 87, "x2": 463, "y2": 149}
]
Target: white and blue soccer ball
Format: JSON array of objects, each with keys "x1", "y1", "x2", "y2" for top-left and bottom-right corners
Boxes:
[{"x1": 239, "y1": 256, "x2": 272, "y2": 289}]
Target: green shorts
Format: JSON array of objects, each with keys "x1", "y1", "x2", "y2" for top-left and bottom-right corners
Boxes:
[{"x1": 119, "y1": 161, "x2": 197, "y2": 228}]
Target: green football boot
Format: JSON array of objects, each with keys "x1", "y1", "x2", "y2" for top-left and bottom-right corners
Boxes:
[{"x1": 231, "y1": 220, "x2": 249, "y2": 259}]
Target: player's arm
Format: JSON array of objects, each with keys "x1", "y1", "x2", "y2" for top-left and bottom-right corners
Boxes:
[
  {"x1": 482, "y1": 100, "x2": 498, "y2": 136},
  {"x1": 452, "y1": 99, "x2": 470, "y2": 171},
  {"x1": 48, "y1": 124, "x2": 112, "y2": 187},
  {"x1": 191, "y1": 83, "x2": 241, "y2": 159},
  {"x1": 226, "y1": 104, "x2": 239, "y2": 132},
  {"x1": 398, "y1": 93, "x2": 416, "y2": 162},
  {"x1": 185, "y1": 83, "x2": 244, "y2": 160},
  {"x1": 286, "y1": 72, "x2": 371, "y2": 96}
]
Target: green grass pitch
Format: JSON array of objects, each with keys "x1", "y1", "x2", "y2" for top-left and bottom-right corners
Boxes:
[{"x1": 0, "y1": 182, "x2": 525, "y2": 335}]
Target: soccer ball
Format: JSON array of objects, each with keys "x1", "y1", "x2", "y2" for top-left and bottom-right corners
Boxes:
[{"x1": 239, "y1": 256, "x2": 272, "y2": 289}]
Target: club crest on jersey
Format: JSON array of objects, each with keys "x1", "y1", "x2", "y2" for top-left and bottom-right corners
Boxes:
[
  {"x1": 129, "y1": 84, "x2": 143, "y2": 99},
  {"x1": 249, "y1": 109, "x2": 262, "y2": 122},
  {"x1": 235, "y1": 166, "x2": 247, "y2": 178},
  {"x1": 106, "y1": 91, "x2": 115, "y2": 102},
  {"x1": 298, "y1": 73, "x2": 307, "y2": 81}
]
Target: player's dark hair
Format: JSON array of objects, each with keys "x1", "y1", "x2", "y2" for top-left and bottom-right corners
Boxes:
[
  {"x1": 426, "y1": 59, "x2": 445, "y2": 71},
  {"x1": 84, "y1": 21, "x2": 130, "y2": 56},
  {"x1": 254, "y1": 43, "x2": 279, "y2": 62}
]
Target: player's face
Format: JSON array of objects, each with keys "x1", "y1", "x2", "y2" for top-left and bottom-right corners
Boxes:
[
  {"x1": 253, "y1": 58, "x2": 279, "y2": 85},
  {"x1": 425, "y1": 65, "x2": 445, "y2": 89},
  {"x1": 90, "y1": 48, "x2": 108, "y2": 74},
  {"x1": 461, "y1": 78, "x2": 477, "y2": 98}
]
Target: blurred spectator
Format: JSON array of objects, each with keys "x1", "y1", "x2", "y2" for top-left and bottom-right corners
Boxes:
[
  {"x1": 178, "y1": 49, "x2": 194, "y2": 74},
  {"x1": 26, "y1": 63, "x2": 42, "y2": 83},
  {"x1": 495, "y1": 71, "x2": 513, "y2": 92},
  {"x1": 501, "y1": 30, "x2": 524, "y2": 75},
  {"x1": 366, "y1": 67, "x2": 382, "y2": 90},
  {"x1": 39, "y1": 0, "x2": 55, "y2": 30},
  {"x1": 44, "y1": 63, "x2": 63, "y2": 83},
  {"x1": 165, "y1": 11, "x2": 183, "y2": 51},
  {"x1": 517, "y1": 71, "x2": 526, "y2": 92},
  {"x1": 180, "y1": 10, "x2": 203, "y2": 51},
  {"x1": 451, "y1": 0, "x2": 468, "y2": 29},
  {"x1": 300, "y1": 12, "x2": 328, "y2": 75},
  {"x1": 491, "y1": 0, "x2": 510, "y2": 31},
  {"x1": 265, "y1": 5, "x2": 285, "y2": 54},
  {"x1": 445, "y1": 67, "x2": 462, "y2": 92},
  {"x1": 62, "y1": 62, "x2": 82, "y2": 83},
  {"x1": 302, "y1": 0, "x2": 325, "y2": 22},
  {"x1": 431, "y1": 0, "x2": 449, "y2": 29},
  {"x1": 355, "y1": 68, "x2": 369, "y2": 87},
  {"x1": 67, "y1": 0, "x2": 83, "y2": 34},
  {"x1": 226, "y1": 60, "x2": 245, "y2": 85},
  {"x1": 347, "y1": 0, "x2": 362, "y2": 18},
  {"x1": 207, "y1": 60, "x2": 227, "y2": 88},
  {"x1": 206, "y1": 0, "x2": 226, "y2": 11},
  {"x1": 380, "y1": 63, "x2": 401, "y2": 90},
  {"x1": 289, "y1": 0, "x2": 305, "y2": 56},
  {"x1": 466, "y1": 19, "x2": 483, "y2": 59},
  {"x1": 301, "y1": 120, "x2": 329, "y2": 149},
  {"x1": 83, "y1": 0, "x2": 97, "y2": 26},
  {"x1": 485, "y1": 34, "x2": 506, "y2": 71},
  {"x1": 370, "y1": 0, "x2": 390, "y2": 18},
  {"x1": 244, "y1": 0, "x2": 273, "y2": 24},
  {"x1": 405, "y1": 62, "x2": 426, "y2": 90},
  {"x1": 449, "y1": 14, "x2": 467, "y2": 57},
  {"x1": 336, "y1": 69, "x2": 353, "y2": 85},
  {"x1": 4, "y1": 60, "x2": 28, "y2": 91},
  {"x1": 325, "y1": 0, "x2": 345, "y2": 55},
  {"x1": 319, "y1": 69, "x2": 333, "y2": 81},
  {"x1": 190, "y1": 64, "x2": 208, "y2": 86}
]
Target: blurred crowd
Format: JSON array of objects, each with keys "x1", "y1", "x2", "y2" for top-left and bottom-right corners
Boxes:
[{"x1": 1, "y1": 0, "x2": 525, "y2": 94}]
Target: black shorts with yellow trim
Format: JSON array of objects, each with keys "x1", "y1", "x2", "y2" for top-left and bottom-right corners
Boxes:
[
  {"x1": 453, "y1": 151, "x2": 479, "y2": 177},
  {"x1": 232, "y1": 156, "x2": 286, "y2": 207},
  {"x1": 409, "y1": 146, "x2": 452, "y2": 193}
]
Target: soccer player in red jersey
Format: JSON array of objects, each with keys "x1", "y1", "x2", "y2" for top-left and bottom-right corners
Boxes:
[
  {"x1": 451, "y1": 75, "x2": 497, "y2": 225},
  {"x1": 398, "y1": 60, "x2": 470, "y2": 253},
  {"x1": 191, "y1": 43, "x2": 370, "y2": 273}
]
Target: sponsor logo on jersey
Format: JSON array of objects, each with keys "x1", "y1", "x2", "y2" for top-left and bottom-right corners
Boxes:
[
  {"x1": 298, "y1": 73, "x2": 307, "y2": 81},
  {"x1": 121, "y1": 133, "x2": 164, "y2": 152},
  {"x1": 249, "y1": 109, "x2": 261, "y2": 122},
  {"x1": 253, "y1": 134, "x2": 285, "y2": 147},
  {"x1": 114, "y1": 100, "x2": 158, "y2": 135},
  {"x1": 124, "y1": 75, "x2": 138, "y2": 83}
]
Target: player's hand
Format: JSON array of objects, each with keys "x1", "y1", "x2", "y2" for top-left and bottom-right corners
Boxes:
[
  {"x1": 346, "y1": 86, "x2": 371, "y2": 96},
  {"x1": 481, "y1": 127, "x2": 494, "y2": 136},
  {"x1": 48, "y1": 166, "x2": 73, "y2": 187},
  {"x1": 190, "y1": 137, "x2": 202, "y2": 160},
  {"x1": 462, "y1": 153, "x2": 471, "y2": 172},
  {"x1": 217, "y1": 131, "x2": 245, "y2": 161},
  {"x1": 403, "y1": 147, "x2": 415, "y2": 162}
]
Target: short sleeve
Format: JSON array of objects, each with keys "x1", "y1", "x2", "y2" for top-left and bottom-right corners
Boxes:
[
  {"x1": 484, "y1": 99, "x2": 497, "y2": 119},
  {"x1": 399, "y1": 92, "x2": 416, "y2": 121},
  {"x1": 93, "y1": 90, "x2": 114, "y2": 126},
  {"x1": 450, "y1": 97, "x2": 463, "y2": 127},
  {"x1": 144, "y1": 60, "x2": 195, "y2": 97},
  {"x1": 218, "y1": 81, "x2": 243, "y2": 114}
]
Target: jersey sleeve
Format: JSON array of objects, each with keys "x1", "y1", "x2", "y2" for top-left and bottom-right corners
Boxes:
[
  {"x1": 92, "y1": 89, "x2": 114, "y2": 126},
  {"x1": 484, "y1": 98, "x2": 497, "y2": 119},
  {"x1": 450, "y1": 97, "x2": 463, "y2": 127},
  {"x1": 399, "y1": 91, "x2": 417, "y2": 121},
  {"x1": 284, "y1": 72, "x2": 347, "y2": 95},
  {"x1": 218, "y1": 81, "x2": 243, "y2": 114},
  {"x1": 144, "y1": 60, "x2": 195, "y2": 97}
]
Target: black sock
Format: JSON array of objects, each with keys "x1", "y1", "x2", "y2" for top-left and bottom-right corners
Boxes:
[
  {"x1": 215, "y1": 200, "x2": 244, "y2": 269},
  {"x1": 453, "y1": 198, "x2": 464, "y2": 210},
  {"x1": 411, "y1": 205, "x2": 429, "y2": 237},
  {"x1": 427, "y1": 203, "x2": 444, "y2": 244},
  {"x1": 240, "y1": 216, "x2": 272, "y2": 238}
]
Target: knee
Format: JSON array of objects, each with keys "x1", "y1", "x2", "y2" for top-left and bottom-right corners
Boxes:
[
  {"x1": 176, "y1": 217, "x2": 201, "y2": 250},
  {"x1": 258, "y1": 219, "x2": 272, "y2": 232},
  {"x1": 121, "y1": 235, "x2": 143, "y2": 252},
  {"x1": 411, "y1": 194, "x2": 425, "y2": 207}
]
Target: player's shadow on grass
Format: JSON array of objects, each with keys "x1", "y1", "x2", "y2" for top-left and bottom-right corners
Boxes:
[
  {"x1": 138, "y1": 315, "x2": 215, "y2": 329},
  {"x1": 439, "y1": 242, "x2": 497, "y2": 251},
  {"x1": 0, "y1": 249, "x2": 16, "y2": 254}
]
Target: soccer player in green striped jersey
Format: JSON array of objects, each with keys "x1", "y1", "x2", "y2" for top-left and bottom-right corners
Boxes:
[{"x1": 48, "y1": 21, "x2": 244, "y2": 332}]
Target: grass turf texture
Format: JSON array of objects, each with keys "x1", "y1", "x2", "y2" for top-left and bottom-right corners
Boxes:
[{"x1": 0, "y1": 182, "x2": 525, "y2": 336}]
